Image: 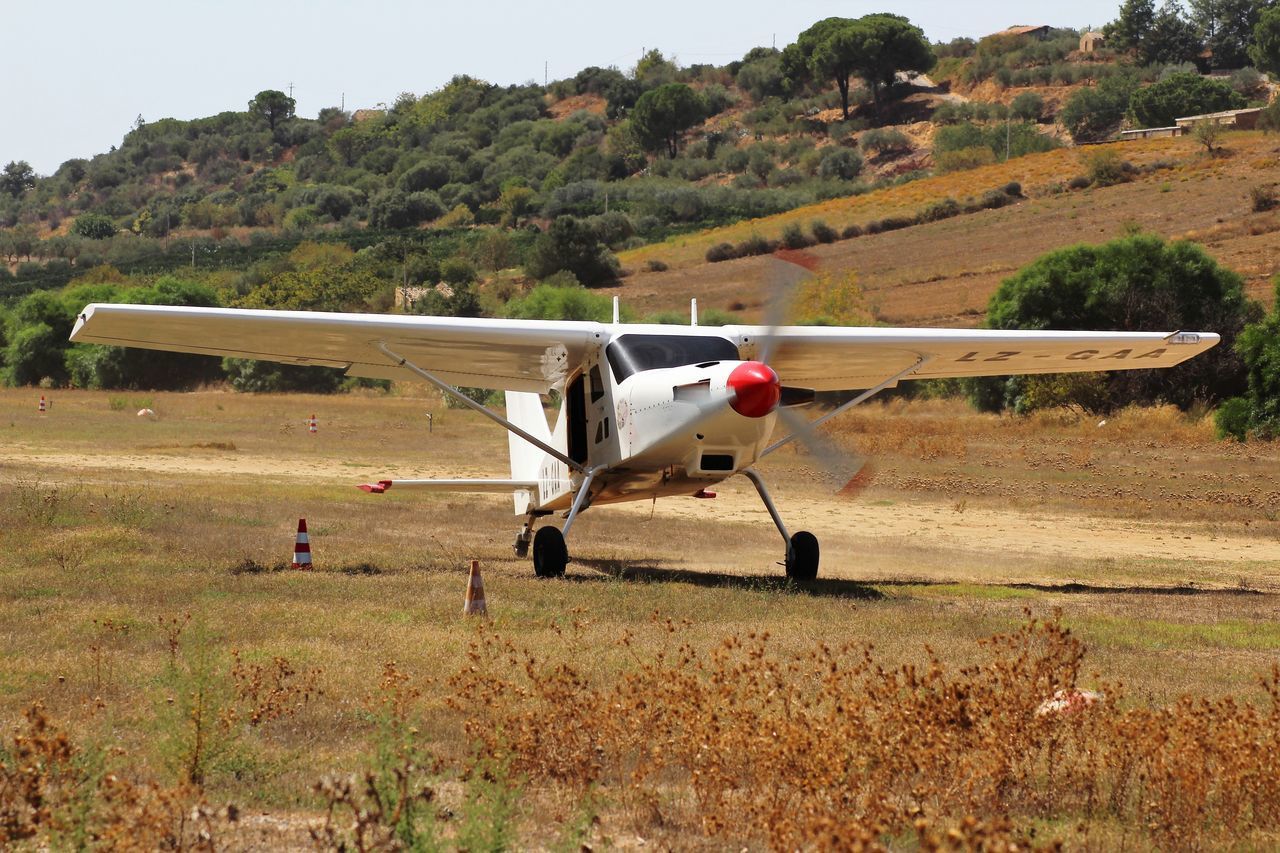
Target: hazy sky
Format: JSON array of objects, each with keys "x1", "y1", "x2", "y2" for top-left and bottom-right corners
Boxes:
[{"x1": 3, "y1": 1, "x2": 1121, "y2": 175}]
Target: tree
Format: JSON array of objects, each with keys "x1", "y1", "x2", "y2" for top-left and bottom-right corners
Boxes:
[
  {"x1": 1060, "y1": 72, "x2": 1141, "y2": 141},
  {"x1": 248, "y1": 89, "x2": 296, "y2": 132},
  {"x1": 785, "y1": 15, "x2": 934, "y2": 119},
  {"x1": 1, "y1": 160, "x2": 35, "y2": 198},
  {"x1": 504, "y1": 280, "x2": 617, "y2": 321},
  {"x1": 1250, "y1": 6, "x2": 1280, "y2": 74},
  {"x1": 1142, "y1": 2, "x2": 1204, "y2": 64},
  {"x1": 978, "y1": 233, "x2": 1259, "y2": 412},
  {"x1": 1010, "y1": 92, "x2": 1045, "y2": 122},
  {"x1": 1128, "y1": 72, "x2": 1245, "y2": 127},
  {"x1": 1106, "y1": 0, "x2": 1157, "y2": 51},
  {"x1": 524, "y1": 217, "x2": 620, "y2": 287},
  {"x1": 1217, "y1": 276, "x2": 1280, "y2": 438},
  {"x1": 70, "y1": 213, "x2": 117, "y2": 240},
  {"x1": 1190, "y1": 0, "x2": 1270, "y2": 69},
  {"x1": 630, "y1": 83, "x2": 705, "y2": 158}
]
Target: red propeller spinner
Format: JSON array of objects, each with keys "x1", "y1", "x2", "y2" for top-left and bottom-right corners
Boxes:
[{"x1": 727, "y1": 361, "x2": 781, "y2": 418}]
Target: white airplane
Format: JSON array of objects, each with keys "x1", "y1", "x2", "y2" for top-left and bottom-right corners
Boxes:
[{"x1": 70, "y1": 292, "x2": 1218, "y2": 580}]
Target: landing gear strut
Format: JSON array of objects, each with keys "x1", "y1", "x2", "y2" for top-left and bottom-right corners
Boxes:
[
  {"x1": 527, "y1": 466, "x2": 602, "y2": 579},
  {"x1": 742, "y1": 468, "x2": 820, "y2": 581},
  {"x1": 513, "y1": 522, "x2": 532, "y2": 558}
]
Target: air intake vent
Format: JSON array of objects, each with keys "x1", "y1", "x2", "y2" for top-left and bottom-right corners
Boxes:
[{"x1": 700, "y1": 453, "x2": 734, "y2": 471}]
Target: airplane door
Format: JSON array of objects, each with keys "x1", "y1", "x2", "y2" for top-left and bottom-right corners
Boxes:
[{"x1": 566, "y1": 374, "x2": 588, "y2": 465}]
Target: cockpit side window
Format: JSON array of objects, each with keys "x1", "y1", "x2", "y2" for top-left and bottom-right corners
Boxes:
[
  {"x1": 589, "y1": 365, "x2": 605, "y2": 402},
  {"x1": 605, "y1": 334, "x2": 740, "y2": 382}
]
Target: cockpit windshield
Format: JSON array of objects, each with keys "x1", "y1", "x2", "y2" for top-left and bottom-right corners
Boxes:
[{"x1": 606, "y1": 334, "x2": 740, "y2": 382}]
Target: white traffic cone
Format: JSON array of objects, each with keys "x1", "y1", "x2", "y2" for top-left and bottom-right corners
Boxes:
[
  {"x1": 308, "y1": 414, "x2": 318, "y2": 434},
  {"x1": 463, "y1": 560, "x2": 487, "y2": 616},
  {"x1": 291, "y1": 518, "x2": 313, "y2": 570}
]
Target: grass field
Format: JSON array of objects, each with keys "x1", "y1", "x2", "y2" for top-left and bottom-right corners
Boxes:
[{"x1": 3, "y1": 387, "x2": 1280, "y2": 848}]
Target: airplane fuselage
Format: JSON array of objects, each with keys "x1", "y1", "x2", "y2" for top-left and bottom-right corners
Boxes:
[{"x1": 526, "y1": 343, "x2": 783, "y2": 512}]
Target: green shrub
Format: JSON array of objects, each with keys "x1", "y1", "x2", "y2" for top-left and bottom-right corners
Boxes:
[
  {"x1": 978, "y1": 233, "x2": 1260, "y2": 412},
  {"x1": 735, "y1": 233, "x2": 775, "y2": 257},
  {"x1": 1214, "y1": 397, "x2": 1253, "y2": 441},
  {"x1": 919, "y1": 198, "x2": 962, "y2": 222},
  {"x1": 781, "y1": 222, "x2": 814, "y2": 249},
  {"x1": 859, "y1": 128, "x2": 912, "y2": 157},
  {"x1": 817, "y1": 148, "x2": 863, "y2": 180},
  {"x1": 1250, "y1": 185, "x2": 1278, "y2": 213},
  {"x1": 1010, "y1": 92, "x2": 1044, "y2": 122},
  {"x1": 936, "y1": 146, "x2": 996, "y2": 173},
  {"x1": 841, "y1": 224, "x2": 864, "y2": 239},
  {"x1": 810, "y1": 220, "x2": 839, "y2": 243},
  {"x1": 1082, "y1": 150, "x2": 1130, "y2": 187},
  {"x1": 706, "y1": 243, "x2": 736, "y2": 263}
]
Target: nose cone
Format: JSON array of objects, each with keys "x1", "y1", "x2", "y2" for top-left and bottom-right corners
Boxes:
[{"x1": 727, "y1": 361, "x2": 781, "y2": 418}]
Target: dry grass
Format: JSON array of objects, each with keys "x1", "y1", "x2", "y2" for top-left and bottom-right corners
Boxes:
[{"x1": 4, "y1": 388, "x2": 1280, "y2": 847}]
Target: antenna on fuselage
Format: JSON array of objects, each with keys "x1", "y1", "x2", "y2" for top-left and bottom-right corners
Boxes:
[
  {"x1": 612, "y1": 296, "x2": 620, "y2": 324},
  {"x1": 690, "y1": 297, "x2": 698, "y2": 326}
]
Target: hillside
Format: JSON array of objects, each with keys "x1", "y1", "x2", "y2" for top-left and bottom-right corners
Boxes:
[
  {"x1": 2, "y1": 9, "x2": 1280, "y2": 406},
  {"x1": 618, "y1": 132, "x2": 1280, "y2": 325}
]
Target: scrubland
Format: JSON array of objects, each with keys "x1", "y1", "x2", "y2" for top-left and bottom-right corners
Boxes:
[{"x1": 3, "y1": 387, "x2": 1280, "y2": 849}]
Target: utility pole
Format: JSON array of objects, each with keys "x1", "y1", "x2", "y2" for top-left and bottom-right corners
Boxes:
[
  {"x1": 288, "y1": 81, "x2": 294, "y2": 99},
  {"x1": 544, "y1": 61, "x2": 548, "y2": 87}
]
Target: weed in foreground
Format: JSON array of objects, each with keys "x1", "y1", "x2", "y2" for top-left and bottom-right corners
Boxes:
[{"x1": 449, "y1": 613, "x2": 1280, "y2": 850}]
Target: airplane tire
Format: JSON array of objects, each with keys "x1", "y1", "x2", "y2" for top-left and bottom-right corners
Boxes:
[
  {"x1": 532, "y1": 526, "x2": 568, "y2": 578},
  {"x1": 786, "y1": 531, "x2": 819, "y2": 581}
]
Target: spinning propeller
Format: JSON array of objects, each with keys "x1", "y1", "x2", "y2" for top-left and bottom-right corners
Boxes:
[{"x1": 750, "y1": 251, "x2": 875, "y2": 496}]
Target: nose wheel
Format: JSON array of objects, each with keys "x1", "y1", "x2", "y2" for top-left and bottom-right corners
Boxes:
[
  {"x1": 532, "y1": 526, "x2": 568, "y2": 578},
  {"x1": 742, "y1": 468, "x2": 821, "y2": 580}
]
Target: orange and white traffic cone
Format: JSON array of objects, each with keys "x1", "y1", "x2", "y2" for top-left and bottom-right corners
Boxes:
[
  {"x1": 308, "y1": 414, "x2": 318, "y2": 434},
  {"x1": 463, "y1": 560, "x2": 487, "y2": 616},
  {"x1": 38, "y1": 395, "x2": 47, "y2": 413},
  {"x1": 291, "y1": 518, "x2": 313, "y2": 570}
]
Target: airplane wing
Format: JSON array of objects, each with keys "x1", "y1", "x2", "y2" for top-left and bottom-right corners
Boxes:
[
  {"x1": 70, "y1": 303, "x2": 1219, "y2": 395},
  {"x1": 734, "y1": 326, "x2": 1220, "y2": 391},
  {"x1": 70, "y1": 304, "x2": 602, "y2": 393}
]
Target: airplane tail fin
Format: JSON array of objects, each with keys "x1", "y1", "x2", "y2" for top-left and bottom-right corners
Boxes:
[{"x1": 505, "y1": 391, "x2": 553, "y2": 514}]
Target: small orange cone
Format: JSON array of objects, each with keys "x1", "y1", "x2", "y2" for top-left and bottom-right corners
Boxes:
[
  {"x1": 38, "y1": 395, "x2": 47, "y2": 413},
  {"x1": 291, "y1": 518, "x2": 313, "y2": 570},
  {"x1": 308, "y1": 414, "x2": 318, "y2": 434},
  {"x1": 463, "y1": 560, "x2": 487, "y2": 616}
]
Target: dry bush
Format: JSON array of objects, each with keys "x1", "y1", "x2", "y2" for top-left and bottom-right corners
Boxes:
[
  {"x1": 310, "y1": 662, "x2": 442, "y2": 851},
  {"x1": 225, "y1": 651, "x2": 324, "y2": 728},
  {"x1": 0, "y1": 702, "x2": 235, "y2": 850},
  {"x1": 449, "y1": 615, "x2": 1280, "y2": 850}
]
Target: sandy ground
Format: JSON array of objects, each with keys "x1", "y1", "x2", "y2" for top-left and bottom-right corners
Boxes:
[{"x1": 8, "y1": 443, "x2": 1279, "y2": 588}]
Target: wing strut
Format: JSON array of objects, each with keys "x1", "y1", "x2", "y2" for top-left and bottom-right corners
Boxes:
[
  {"x1": 376, "y1": 341, "x2": 586, "y2": 474},
  {"x1": 762, "y1": 356, "x2": 931, "y2": 457}
]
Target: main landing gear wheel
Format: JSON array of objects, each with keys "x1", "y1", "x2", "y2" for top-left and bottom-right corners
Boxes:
[
  {"x1": 785, "y1": 531, "x2": 819, "y2": 581},
  {"x1": 532, "y1": 526, "x2": 568, "y2": 578}
]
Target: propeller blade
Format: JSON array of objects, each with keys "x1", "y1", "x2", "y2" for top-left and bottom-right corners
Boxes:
[
  {"x1": 757, "y1": 251, "x2": 819, "y2": 365},
  {"x1": 775, "y1": 405, "x2": 874, "y2": 494}
]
